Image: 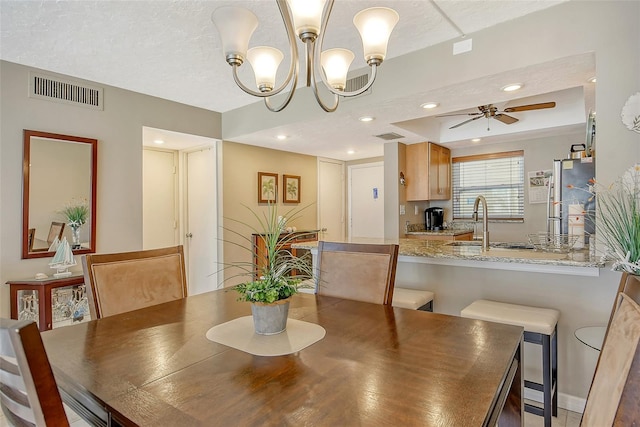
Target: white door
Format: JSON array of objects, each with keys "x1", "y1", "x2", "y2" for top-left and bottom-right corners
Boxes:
[
  {"x1": 143, "y1": 149, "x2": 178, "y2": 249},
  {"x1": 318, "y1": 158, "x2": 345, "y2": 242},
  {"x1": 186, "y1": 146, "x2": 219, "y2": 295},
  {"x1": 348, "y1": 162, "x2": 384, "y2": 238}
]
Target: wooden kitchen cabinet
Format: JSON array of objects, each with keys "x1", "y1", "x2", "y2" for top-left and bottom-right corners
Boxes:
[{"x1": 405, "y1": 142, "x2": 451, "y2": 201}]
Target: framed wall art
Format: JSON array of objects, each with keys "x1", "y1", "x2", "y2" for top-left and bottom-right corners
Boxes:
[
  {"x1": 258, "y1": 172, "x2": 278, "y2": 203},
  {"x1": 283, "y1": 174, "x2": 301, "y2": 203}
]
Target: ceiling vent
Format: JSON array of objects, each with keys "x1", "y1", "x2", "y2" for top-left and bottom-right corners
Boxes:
[
  {"x1": 342, "y1": 73, "x2": 371, "y2": 100},
  {"x1": 375, "y1": 132, "x2": 405, "y2": 141},
  {"x1": 29, "y1": 72, "x2": 104, "y2": 110}
]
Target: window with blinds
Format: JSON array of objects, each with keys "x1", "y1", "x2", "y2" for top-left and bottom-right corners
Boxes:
[{"x1": 452, "y1": 151, "x2": 524, "y2": 221}]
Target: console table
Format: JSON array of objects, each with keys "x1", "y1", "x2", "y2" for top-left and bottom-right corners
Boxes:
[
  {"x1": 252, "y1": 230, "x2": 318, "y2": 280},
  {"x1": 7, "y1": 274, "x2": 89, "y2": 331}
]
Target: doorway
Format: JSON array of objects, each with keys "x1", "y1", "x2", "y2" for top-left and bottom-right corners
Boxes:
[
  {"x1": 317, "y1": 158, "x2": 345, "y2": 241},
  {"x1": 348, "y1": 162, "x2": 384, "y2": 238},
  {"x1": 142, "y1": 127, "x2": 221, "y2": 295}
]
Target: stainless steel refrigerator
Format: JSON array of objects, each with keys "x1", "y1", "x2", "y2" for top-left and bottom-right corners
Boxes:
[{"x1": 547, "y1": 158, "x2": 596, "y2": 241}]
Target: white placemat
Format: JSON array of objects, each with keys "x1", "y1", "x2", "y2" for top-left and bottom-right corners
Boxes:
[{"x1": 206, "y1": 316, "x2": 326, "y2": 357}]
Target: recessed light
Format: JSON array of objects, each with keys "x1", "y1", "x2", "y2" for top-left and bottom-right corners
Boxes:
[
  {"x1": 420, "y1": 102, "x2": 439, "y2": 109},
  {"x1": 276, "y1": 135, "x2": 287, "y2": 140},
  {"x1": 153, "y1": 139, "x2": 165, "y2": 145},
  {"x1": 588, "y1": 77, "x2": 596, "y2": 83},
  {"x1": 471, "y1": 138, "x2": 481, "y2": 143},
  {"x1": 359, "y1": 116, "x2": 374, "y2": 122},
  {"x1": 501, "y1": 83, "x2": 523, "y2": 92},
  {"x1": 347, "y1": 150, "x2": 355, "y2": 154}
]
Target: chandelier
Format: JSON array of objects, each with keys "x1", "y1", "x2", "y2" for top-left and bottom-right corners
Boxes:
[{"x1": 212, "y1": 0, "x2": 399, "y2": 112}]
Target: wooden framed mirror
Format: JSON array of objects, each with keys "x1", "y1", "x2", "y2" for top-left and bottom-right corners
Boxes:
[{"x1": 22, "y1": 130, "x2": 97, "y2": 259}]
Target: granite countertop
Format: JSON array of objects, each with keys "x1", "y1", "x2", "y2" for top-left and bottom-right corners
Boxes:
[
  {"x1": 405, "y1": 222, "x2": 474, "y2": 236},
  {"x1": 292, "y1": 238, "x2": 604, "y2": 269}
]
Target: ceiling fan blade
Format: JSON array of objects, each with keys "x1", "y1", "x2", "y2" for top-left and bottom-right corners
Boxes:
[
  {"x1": 436, "y1": 112, "x2": 483, "y2": 118},
  {"x1": 494, "y1": 113, "x2": 519, "y2": 125},
  {"x1": 449, "y1": 115, "x2": 483, "y2": 129},
  {"x1": 503, "y1": 102, "x2": 556, "y2": 113}
]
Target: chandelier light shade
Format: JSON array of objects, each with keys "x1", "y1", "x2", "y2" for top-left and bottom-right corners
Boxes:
[
  {"x1": 321, "y1": 48, "x2": 354, "y2": 91},
  {"x1": 288, "y1": 0, "x2": 327, "y2": 37},
  {"x1": 212, "y1": 7, "x2": 258, "y2": 66},
  {"x1": 353, "y1": 7, "x2": 399, "y2": 64},
  {"x1": 211, "y1": 0, "x2": 399, "y2": 112},
  {"x1": 247, "y1": 46, "x2": 284, "y2": 91}
]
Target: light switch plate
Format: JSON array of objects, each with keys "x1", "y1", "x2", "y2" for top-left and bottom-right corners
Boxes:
[
  {"x1": 415, "y1": 205, "x2": 419, "y2": 215},
  {"x1": 400, "y1": 204, "x2": 405, "y2": 215}
]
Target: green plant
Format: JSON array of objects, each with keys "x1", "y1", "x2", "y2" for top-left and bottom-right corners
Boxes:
[
  {"x1": 60, "y1": 199, "x2": 89, "y2": 228},
  {"x1": 593, "y1": 164, "x2": 640, "y2": 274},
  {"x1": 223, "y1": 202, "x2": 314, "y2": 304}
]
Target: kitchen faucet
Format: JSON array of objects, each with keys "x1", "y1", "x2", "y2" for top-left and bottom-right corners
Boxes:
[{"x1": 473, "y1": 195, "x2": 490, "y2": 250}]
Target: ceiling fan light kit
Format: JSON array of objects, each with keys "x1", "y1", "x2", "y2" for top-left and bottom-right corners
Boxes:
[{"x1": 212, "y1": 0, "x2": 399, "y2": 112}]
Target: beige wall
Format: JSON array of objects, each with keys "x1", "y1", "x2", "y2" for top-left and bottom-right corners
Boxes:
[
  {"x1": 221, "y1": 141, "x2": 318, "y2": 287},
  {"x1": 0, "y1": 60, "x2": 221, "y2": 318}
]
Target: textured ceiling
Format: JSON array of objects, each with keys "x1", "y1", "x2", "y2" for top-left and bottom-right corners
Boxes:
[{"x1": 1, "y1": 0, "x2": 587, "y2": 159}]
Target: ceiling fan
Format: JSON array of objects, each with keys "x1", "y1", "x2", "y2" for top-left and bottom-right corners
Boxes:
[{"x1": 437, "y1": 101, "x2": 556, "y2": 130}]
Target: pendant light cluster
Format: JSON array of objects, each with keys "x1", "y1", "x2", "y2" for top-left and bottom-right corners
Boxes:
[{"x1": 212, "y1": 0, "x2": 398, "y2": 112}]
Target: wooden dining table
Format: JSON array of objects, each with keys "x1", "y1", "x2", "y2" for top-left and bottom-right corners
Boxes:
[{"x1": 41, "y1": 289, "x2": 524, "y2": 426}]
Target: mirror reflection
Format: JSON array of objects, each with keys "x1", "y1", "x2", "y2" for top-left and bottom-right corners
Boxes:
[{"x1": 23, "y1": 130, "x2": 97, "y2": 259}]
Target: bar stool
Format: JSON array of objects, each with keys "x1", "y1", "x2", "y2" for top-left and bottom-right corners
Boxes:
[
  {"x1": 392, "y1": 288, "x2": 434, "y2": 312},
  {"x1": 461, "y1": 300, "x2": 559, "y2": 427}
]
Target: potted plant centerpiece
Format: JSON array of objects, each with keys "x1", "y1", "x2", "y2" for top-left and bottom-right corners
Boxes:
[
  {"x1": 592, "y1": 163, "x2": 640, "y2": 274},
  {"x1": 225, "y1": 202, "x2": 314, "y2": 335}
]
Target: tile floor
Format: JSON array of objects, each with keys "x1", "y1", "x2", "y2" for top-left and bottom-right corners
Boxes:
[
  {"x1": 0, "y1": 405, "x2": 582, "y2": 427},
  {"x1": 523, "y1": 407, "x2": 582, "y2": 427},
  {"x1": 0, "y1": 403, "x2": 91, "y2": 427}
]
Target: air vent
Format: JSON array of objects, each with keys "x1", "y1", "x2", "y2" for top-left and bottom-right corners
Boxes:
[
  {"x1": 375, "y1": 132, "x2": 405, "y2": 141},
  {"x1": 29, "y1": 72, "x2": 104, "y2": 110},
  {"x1": 345, "y1": 74, "x2": 368, "y2": 92}
]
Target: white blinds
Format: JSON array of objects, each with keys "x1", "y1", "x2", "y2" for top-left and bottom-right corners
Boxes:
[{"x1": 452, "y1": 151, "x2": 524, "y2": 220}]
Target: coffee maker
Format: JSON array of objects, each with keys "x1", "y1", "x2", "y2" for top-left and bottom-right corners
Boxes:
[{"x1": 425, "y1": 207, "x2": 444, "y2": 230}]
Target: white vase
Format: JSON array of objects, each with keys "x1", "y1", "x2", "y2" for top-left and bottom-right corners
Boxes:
[{"x1": 70, "y1": 225, "x2": 81, "y2": 249}]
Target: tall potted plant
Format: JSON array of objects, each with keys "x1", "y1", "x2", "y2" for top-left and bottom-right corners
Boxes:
[
  {"x1": 593, "y1": 164, "x2": 640, "y2": 274},
  {"x1": 224, "y1": 202, "x2": 314, "y2": 335}
]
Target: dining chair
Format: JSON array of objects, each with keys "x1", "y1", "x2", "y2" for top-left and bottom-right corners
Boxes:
[
  {"x1": 82, "y1": 245, "x2": 188, "y2": 319},
  {"x1": 47, "y1": 221, "x2": 65, "y2": 245},
  {"x1": 581, "y1": 273, "x2": 640, "y2": 426},
  {"x1": 316, "y1": 241, "x2": 399, "y2": 305},
  {"x1": 27, "y1": 228, "x2": 36, "y2": 252},
  {"x1": 0, "y1": 318, "x2": 70, "y2": 426}
]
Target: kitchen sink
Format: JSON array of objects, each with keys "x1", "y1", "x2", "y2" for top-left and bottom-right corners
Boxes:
[{"x1": 446, "y1": 241, "x2": 535, "y2": 250}]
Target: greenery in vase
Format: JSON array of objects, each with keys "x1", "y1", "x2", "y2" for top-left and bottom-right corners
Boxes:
[
  {"x1": 224, "y1": 202, "x2": 314, "y2": 304},
  {"x1": 592, "y1": 164, "x2": 640, "y2": 274},
  {"x1": 60, "y1": 198, "x2": 89, "y2": 228}
]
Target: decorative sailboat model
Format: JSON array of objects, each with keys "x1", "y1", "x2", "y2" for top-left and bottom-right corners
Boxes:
[{"x1": 49, "y1": 237, "x2": 76, "y2": 278}]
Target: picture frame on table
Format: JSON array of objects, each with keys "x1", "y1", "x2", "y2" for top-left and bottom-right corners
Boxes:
[
  {"x1": 258, "y1": 172, "x2": 278, "y2": 203},
  {"x1": 283, "y1": 174, "x2": 301, "y2": 203}
]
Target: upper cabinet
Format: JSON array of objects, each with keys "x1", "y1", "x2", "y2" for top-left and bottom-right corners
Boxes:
[{"x1": 405, "y1": 142, "x2": 451, "y2": 201}]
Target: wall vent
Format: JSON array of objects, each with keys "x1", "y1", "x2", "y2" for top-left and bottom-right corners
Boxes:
[
  {"x1": 29, "y1": 72, "x2": 104, "y2": 110},
  {"x1": 375, "y1": 132, "x2": 405, "y2": 141},
  {"x1": 341, "y1": 73, "x2": 371, "y2": 101},
  {"x1": 345, "y1": 74, "x2": 368, "y2": 92}
]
